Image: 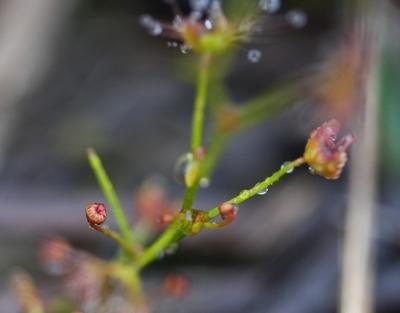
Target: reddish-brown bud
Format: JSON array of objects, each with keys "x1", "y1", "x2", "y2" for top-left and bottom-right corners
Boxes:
[
  {"x1": 157, "y1": 211, "x2": 176, "y2": 225},
  {"x1": 219, "y1": 202, "x2": 238, "y2": 221},
  {"x1": 39, "y1": 238, "x2": 73, "y2": 275},
  {"x1": 304, "y1": 119, "x2": 354, "y2": 180},
  {"x1": 85, "y1": 202, "x2": 107, "y2": 225},
  {"x1": 162, "y1": 273, "x2": 191, "y2": 298},
  {"x1": 218, "y1": 108, "x2": 240, "y2": 133},
  {"x1": 193, "y1": 146, "x2": 205, "y2": 160}
]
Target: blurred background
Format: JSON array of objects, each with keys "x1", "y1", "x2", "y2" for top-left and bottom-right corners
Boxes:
[{"x1": 1, "y1": 0, "x2": 400, "y2": 312}]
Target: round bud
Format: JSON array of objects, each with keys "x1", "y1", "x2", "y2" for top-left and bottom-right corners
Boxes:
[
  {"x1": 85, "y1": 202, "x2": 107, "y2": 225},
  {"x1": 158, "y1": 212, "x2": 175, "y2": 225},
  {"x1": 219, "y1": 202, "x2": 238, "y2": 220},
  {"x1": 162, "y1": 273, "x2": 191, "y2": 298}
]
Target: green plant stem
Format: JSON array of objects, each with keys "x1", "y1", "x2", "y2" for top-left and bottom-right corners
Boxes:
[
  {"x1": 109, "y1": 262, "x2": 147, "y2": 310},
  {"x1": 191, "y1": 53, "x2": 211, "y2": 151},
  {"x1": 237, "y1": 83, "x2": 299, "y2": 130},
  {"x1": 181, "y1": 131, "x2": 228, "y2": 213},
  {"x1": 207, "y1": 157, "x2": 305, "y2": 219},
  {"x1": 137, "y1": 158, "x2": 304, "y2": 269},
  {"x1": 181, "y1": 185, "x2": 199, "y2": 212},
  {"x1": 137, "y1": 222, "x2": 184, "y2": 270},
  {"x1": 199, "y1": 131, "x2": 228, "y2": 178},
  {"x1": 87, "y1": 148, "x2": 134, "y2": 245},
  {"x1": 90, "y1": 224, "x2": 136, "y2": 260}
]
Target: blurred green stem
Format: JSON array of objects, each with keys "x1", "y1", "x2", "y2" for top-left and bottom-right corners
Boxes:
[
  {"x1": 137, "y1": 221, "x2": 184, "y2": 270},
  {"x1": 191, "y1": 53, "x2": 211, "y2": 151},
  {"x1": 90, "y1": 223, "x2": 136, "y2": 260},
  {"x1": 237, "y1": 83, "x2": 298, "y2": 130},
  {"x1": 207, "y1": 157, "x2": 305, "y2": 219},
  {"x1": 87, "y1": 149, "x2": 134, "y2": 247}
]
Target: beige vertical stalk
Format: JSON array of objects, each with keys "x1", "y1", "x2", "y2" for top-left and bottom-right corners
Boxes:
[{"x1": 339, "y1": 2, "x2": 385, "y2": 313}]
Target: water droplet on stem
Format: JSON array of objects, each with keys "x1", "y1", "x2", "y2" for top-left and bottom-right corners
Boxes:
[
  {"x1": 247, "y1": 49, "x2": 262, "y2": 63},
  {"x1": 259, "y1": 0, "x2": 281, "y2": 13},
  {"x1": 165, "y1": 243, "x2": 179, "y2": 255},
  {"x1": 281, "y1": 162, "x2": 294, "y2": 174},
  {"x1": 286, "y1": 9, "x2": 307, "y2": 29},
  {"x1": 199, "y1": 177, "x2": 210, "y2": 188},
  {"x1": 174, "y1": 153, "x2": 193, "y2": 185}
]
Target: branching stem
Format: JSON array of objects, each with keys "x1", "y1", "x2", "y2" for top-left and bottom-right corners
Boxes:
[
  {"x1": 87, "y1": 149, "x2": 134, "y2": 247},
  {"x1": 207, "y1": 157, "x2": 305, "y2": 219},
  {"x1": 191, "y1": 53, "x2": 211, "y2": 151}
]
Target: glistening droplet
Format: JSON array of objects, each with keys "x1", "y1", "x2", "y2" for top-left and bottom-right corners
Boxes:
[
  {"x1": 257, "y1": 188, "x2": 269, "y2": 195},
  {"x1": 286, "y1": 9, "x2": 307, "y2": 29},
  {"x1": 190, "y1": 0, "x2": 210, "y2": 12},
  {"x1": 139, "y1": 14, "x2": 163, "y2": 36},
  {"x1": 180, "y1": 44, "x2": 191, "y2": 54},
  {"x1": 167, "y1": 41, "x2": 179, "y2": 48},
  {"x1": 165, "y1": 243, "x2": 179, "y2": 255},
  {"x1": 259, "y1": 0, "x2": 281, "y2": 13},
  {"x1": 174, "y1": 153, "x2": 193, "y2": 185},
  {"x1": 185, "y1": 211, "x2": 193, "y2": 222},
  {"x1": 247, "y1": 49, "x2": 262, "y2": 63},
  {"x1": 281, "y1": 161, "x2": 294, "y2": 174},
  {"x1": 199, "y1": 177, "x2": 210, "y2": 188},
  {"x1": 204, "y1": 19, "x2": 213, "y2": 30}
]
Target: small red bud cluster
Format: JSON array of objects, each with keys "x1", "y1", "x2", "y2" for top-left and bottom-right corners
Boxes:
[
  {"x1": 85, "y1": 202, "x2": 107, "y2": 226},
  {"x1": 304, "y1": 119, "x2": 354, "y2": 180},
  {"x1": 162, "y1": 273, "x2": 191, "y2": 298},
  {"x1": 219, "y1": 202, "x2": 238, "y2": 221}
]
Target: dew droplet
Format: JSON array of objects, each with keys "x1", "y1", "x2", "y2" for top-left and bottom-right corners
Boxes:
[
  {"x1": 199, "y1": 177, "x2": 210, "y2": 188},
  {"x1": 286, "y1": 9, "x2": 308, "y2": 29},
  {"x1": 281, "y1": 161, "x2": 294, "y2": 174},
  {"x1": 180, "y1": 44, "x2": 191, "y2": 54},
  {"x1": 255, "y1": 182, "x2": 269, "y2": 195},
  {"x1": 259, "y1": 0, "x2": 281, "y2": 13},
  {"x1": 204, "y1": 19, "x2": 213, "y2": 30},
  {"x1": 174, "y1": 153, "x2": 193, "y2": 184},
  {"x1": 150, "y1": 23, "x2": 162, "y2": 36},
  {"x1": 173, "y1": 15, "x2": 184, "y2": 29},
  {"x1": 308, "y1": 166, "x2": 316, "y2": 175},
  {"x1": 165, "y1": 243, "x2": 179, "y2": 255},
  {"x1": 190, "y1": 0, "x2": 210, "y2": 12},
  {"x1": 247, "y1": 49, "x2": 262, "y2": 63},
  {"x1": 167, "y1": 41, "x2": 179, "y2": 48},
  {"x1": 257, "y1": 188, "x2": 269, "y2": 195},
  {"x1": 185, "y1": 211, "x2": 193, "y2": 222},
  {"x1": 139, "y1": 14, "x2": 163, "y2": 36}
]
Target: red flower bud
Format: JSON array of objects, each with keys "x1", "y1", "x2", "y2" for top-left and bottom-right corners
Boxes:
[
  {"x1": 219, "y1": 202, "x2": 238, "y2": 221},
  {"x1": 162, "y1": 273, "x2": 191, "y2": 298},
  {"x1": 39, "y1": 238, "x2": 73, "y2": 275},
  {"x1": 85, "y1": 202, "x2": 107, "y2": 225},
  {"x1": 304, "y1": 119, "x2": 354, "y2": 180},
  {"x1": 157, "y1": 211, "x2": 176, "y2": 225}
]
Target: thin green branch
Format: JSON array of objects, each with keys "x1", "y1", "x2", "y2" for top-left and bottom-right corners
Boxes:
[
  {"x1": 199, "y1": 131, "x2": 228, "y2": 178},
  {"x1": 90, "y1": 224, "x2": 136, "y2": 260},
  {"x1": 87, "y1": 148, "x2": 133, "y2": 245},
  {"x1": 181, "y1": 185, "x2": 199, "y2": 212},
  {"x1": 237, "y1": 83, "x2": 299, "y2": 130},
  {"x1": 136, "y1": 158, "x2": 305, "y2": 270},
  {"x1": 137, "y1": 222, "x2": 184, "y2": 270},
  {"x1": 191, "y1": 53, "x2": 211, "y2": 151},
  {"x1": 207, "y1": 157, "x2": 305, "y2": 220},
  {"x1": 109, "y1": 263, "x2": 147, "y2": 310}
]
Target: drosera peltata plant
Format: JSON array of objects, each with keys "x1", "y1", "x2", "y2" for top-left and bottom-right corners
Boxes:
[{"x1": 12, "y1": 1, "x2": 354, "y2": 312}]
